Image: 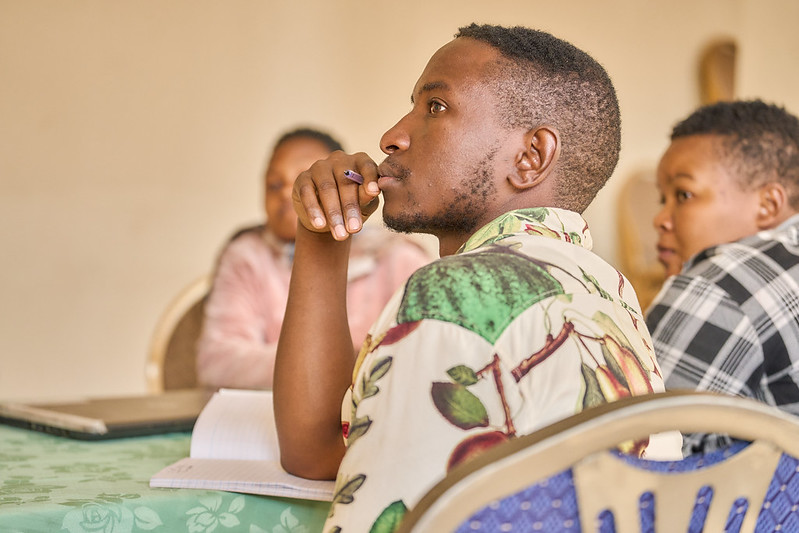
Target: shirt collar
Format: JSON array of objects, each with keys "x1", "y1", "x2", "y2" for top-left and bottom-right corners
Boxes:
[
  {"x1": 683, "y1": 213, "x2": 799, "y2": 271},
  {"x1": 777, "y1": 213, "x2": 799, "y2": 239},
  {"x1": 458, "y1": 208, "x2": 593, "y2": 254}
]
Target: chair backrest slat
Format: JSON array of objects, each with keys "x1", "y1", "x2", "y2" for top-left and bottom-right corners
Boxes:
[
  {"x1": 573, "y1": 440, "x2": 781, "y2": 532},
  {"x1": 397, "y1": 392, "x2": 799, "y2": 533}
]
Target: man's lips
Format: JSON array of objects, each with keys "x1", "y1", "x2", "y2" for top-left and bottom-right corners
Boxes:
[
  {"x1": 376, "y1": 165, "x2": 402, "y2": 189},
  {"x1": 377, "y1": 175, "x2": 397, "y2": 189},
  {"x1": 377, "y1": 160, "x2": 410, "y2": 182}
]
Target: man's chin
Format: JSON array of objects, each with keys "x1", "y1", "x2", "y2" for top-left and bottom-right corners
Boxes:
[{"x1": 382, "y1": 214, "x2": 418, "y2": 235}]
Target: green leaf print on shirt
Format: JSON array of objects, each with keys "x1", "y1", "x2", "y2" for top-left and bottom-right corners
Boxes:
[
  {"x1": 369, "y1": 500, "x2": 407, "y2": 533},
  {"x1": 463, "y1": 208, "x2": 550, "y2": 251},
  {"x1": 580, "y1": 362, "x2": 605, "y2": 409},
  {"x1": 447, "y1": 365, "x2": 479, "y2": 386},
  {"x1": 329, "y1": 356, "x2": 394, "y2": 525},
  {"x1": 349, "y1": 356, "x2": 393, "y2": 447},
  {"x1": 397, "y1": 247, "x2": 564, "y2": 344},
  {"x1": 431, "y1": 382, "x2": 489, "y2": 430},
  {"x1": 331, "y1": 474, "x2": 366, "y2": 510}
]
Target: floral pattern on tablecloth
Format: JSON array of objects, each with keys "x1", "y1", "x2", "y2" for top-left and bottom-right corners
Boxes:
[{"x1": 0, "y1": 424, "x2": 329, "y2": 532}]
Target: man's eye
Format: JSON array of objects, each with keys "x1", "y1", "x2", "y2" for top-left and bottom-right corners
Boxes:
[
  {"x1": 428, "y1": 100, "x2": 446, "y2": 114},
  {"x1": 676, "y1": 190, "x2": 693, "y2": 202}
]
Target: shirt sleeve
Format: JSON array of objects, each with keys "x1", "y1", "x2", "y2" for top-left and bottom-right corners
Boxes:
[
  {"x1": 196, "y1": 237, "x2": 279, "y2": 389},
  {"x1": 646, "y1": 274, "x2": 764, "y2": 398}
]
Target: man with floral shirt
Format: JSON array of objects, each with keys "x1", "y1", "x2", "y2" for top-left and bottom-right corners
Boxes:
[{"x1": 273, "y1": 23, "x2": 681, "y2": 532}]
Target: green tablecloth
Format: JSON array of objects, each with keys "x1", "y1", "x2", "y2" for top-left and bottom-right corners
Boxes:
[{"x1": 0, "y1": 424, "x2": 330, "y2": 533}]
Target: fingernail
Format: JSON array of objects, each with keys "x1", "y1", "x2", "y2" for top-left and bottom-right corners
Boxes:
[
  {"x1": 335, "y1": 225, "x2": 348, "y2": 239},
  {"x1": 313, "y1": 217, "x2": 325, "y2": 228},
  {"x1": 348, "y1": 218, "x2": 361, "y2": 232},
  {"x1": 367, "y1": 182, "x2": 379, "y2": 194}
]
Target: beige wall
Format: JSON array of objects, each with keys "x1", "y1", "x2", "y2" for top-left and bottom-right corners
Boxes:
[{"x1": 1, "y1": 0, "x2": 797, "y2": 401}]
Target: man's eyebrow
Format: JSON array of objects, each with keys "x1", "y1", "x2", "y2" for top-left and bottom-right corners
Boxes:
[{"x1": 410, "y1": 81, "x2": 449, "y2": 104}]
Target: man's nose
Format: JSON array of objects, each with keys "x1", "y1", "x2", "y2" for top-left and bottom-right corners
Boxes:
[{"x1": 380, "y1": 114, "x2": 411, "y2": 155}]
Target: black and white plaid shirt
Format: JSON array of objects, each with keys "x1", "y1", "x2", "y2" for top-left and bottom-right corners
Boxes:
[{"x1": 646, "y1": 215, "x2": 799, "y2": 453}]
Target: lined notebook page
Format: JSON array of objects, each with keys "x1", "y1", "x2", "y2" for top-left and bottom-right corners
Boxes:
[
  {"x1": 149, "y1": 388, "x2": 335, "y2": 501},
  {"x1": 190, "y1": 389, "x2": 279, "y2": 461},
  {"x1": 150, "y1": 458, "x2": 334, "y2": 501}
]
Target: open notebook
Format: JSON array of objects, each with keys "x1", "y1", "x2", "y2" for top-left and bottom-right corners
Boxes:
[
  {"x1": 0, "y1": 388, "x2": 212, "y2": 440},
  {"x1": 150, "y1": 388, "x2": 335, "y2": 502}
]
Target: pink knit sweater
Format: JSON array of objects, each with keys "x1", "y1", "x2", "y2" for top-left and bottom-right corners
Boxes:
[{"x1": 196, "y1": 225, "x2": 432, "y2": 389}]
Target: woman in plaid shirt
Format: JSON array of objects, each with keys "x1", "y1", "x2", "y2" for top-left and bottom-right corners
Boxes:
[{"x1": 647, "y1": 99, "x2": 799, "y2": 454}]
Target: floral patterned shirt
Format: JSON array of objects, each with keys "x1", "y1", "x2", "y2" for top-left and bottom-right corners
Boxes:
[{"x1": 325, "y1": 208, "x2": 680, "y2": 533}]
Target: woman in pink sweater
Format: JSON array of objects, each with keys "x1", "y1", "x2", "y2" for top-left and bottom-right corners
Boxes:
[{"x1": 197, "y1": 128, "x2": 431, "y2": 389}]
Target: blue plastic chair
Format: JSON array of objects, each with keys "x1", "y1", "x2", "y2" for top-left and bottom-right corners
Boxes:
[{"x1": 397, "y1": 391, "x2": 799, "y2": 532}]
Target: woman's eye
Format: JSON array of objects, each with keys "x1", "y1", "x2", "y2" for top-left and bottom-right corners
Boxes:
[{"x1": 676, "y1": 190, "x2": 693, "y2": 202}]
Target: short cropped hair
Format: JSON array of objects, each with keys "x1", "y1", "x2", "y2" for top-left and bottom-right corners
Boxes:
[
  {"x1": 274, "y1": 127, "x2": 344, "y2": 153},
  {"x1": 456, "y1": 23, "x2": 621, "y2": 213},
  {"x1": 671, "y1": 100, "x2": 799, "y2": 207}
]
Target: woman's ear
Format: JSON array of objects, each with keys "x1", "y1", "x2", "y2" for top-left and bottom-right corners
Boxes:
[
  {"x1": 509, "y1": 126, "x2": 560, "y2": 190},
  {"x1": 756, "y1": 182, "x2": 789, "y2": 229}
]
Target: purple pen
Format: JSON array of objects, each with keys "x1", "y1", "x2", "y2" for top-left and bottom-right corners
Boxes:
[{"x1": 343, "y1": 169, "x2": 364, "y2": 185}]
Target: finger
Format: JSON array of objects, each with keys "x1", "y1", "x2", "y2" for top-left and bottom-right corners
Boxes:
[
  {"x1": 361, "y1": 196, "x2": 381, "y2": 218},
  {"x1": 331, "y1": 162, "x2": 366, "y2": 235},
  {"x1": 351, "y1": 153, "x2": 381, "y2": 198},
  {"x1": 294, "y1": 171, "x2": 328, "y2": 231},
  {"x1": 341, "y1": 154, "x2": 381, "y2": 225},
  {"x1": 293, "y1": 158, "x2": 345, "y2": 236},
  {"x1": 293, "y1": 153, "x2": 379, "y2": 239},
  {"x1": 313, "y1": 171, "x2": 349, "y2": 240}
]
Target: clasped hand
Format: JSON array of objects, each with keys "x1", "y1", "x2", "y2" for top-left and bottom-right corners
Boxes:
[{"x1": 291, "y1": 151, "x2": 382, "y2": 241}]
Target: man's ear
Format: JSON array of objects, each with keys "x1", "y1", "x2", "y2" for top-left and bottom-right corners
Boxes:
[
  {"x1": 756, "y1": 182, "x2": 789, "y2": 229},
  {"x1": 509, "y1": 126, "x2": 560, "y2": 190}
]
